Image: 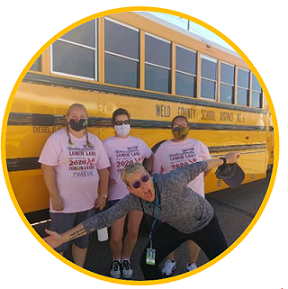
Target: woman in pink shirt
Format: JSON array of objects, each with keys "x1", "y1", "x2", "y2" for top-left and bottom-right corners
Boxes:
[
  {"x1": 153, "y1": 115, "x2": 211, "y2": 276},
  {"x1": 39, "y1": 103, "x2": 110, "y2": 267},
  {"x1": 103, "y1": 108, "x2": 154, "y2": 279}
]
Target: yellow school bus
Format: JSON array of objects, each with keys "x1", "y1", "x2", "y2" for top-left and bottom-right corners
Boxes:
[{"x1": 5, "y1": 12, "x2": 273, "y2": 220}]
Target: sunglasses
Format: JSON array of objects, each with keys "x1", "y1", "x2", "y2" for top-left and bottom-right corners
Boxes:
[
  {"x1": 131, "y1": 174, "x2": 150, "y2": 189},
  {"x1": 172, "y1": 125, "x2": 188, "y2": 131},
  {"x1": 114, "y1": 120, "x2": 130, "y2": 126}
]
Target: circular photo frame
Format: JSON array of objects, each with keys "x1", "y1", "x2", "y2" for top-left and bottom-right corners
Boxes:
[{"x1": 1, "y1": 6, "x2": 278, "y2": 285}]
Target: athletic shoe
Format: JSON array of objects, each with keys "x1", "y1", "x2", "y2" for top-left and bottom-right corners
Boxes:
[
  {"x1": 186, "y1": 263, "x2": 197, "y2": 271},
  {"x1": 122, "y1": 259, "x2": 133, "y2": 279},
  {"x1": 110, "y1": 260, "x2": 122, "y2": 279},
  {"x1": 162, "y1": 259, "x2": 176, "y2": 276}
]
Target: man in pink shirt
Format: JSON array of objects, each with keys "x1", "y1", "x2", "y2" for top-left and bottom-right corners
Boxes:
[
  {"x1": 153, "y1": 115, "x2": 211, "y2": 276},
  {"x1": 39, "y1": 103, "x2": 110, "y2": 267}
]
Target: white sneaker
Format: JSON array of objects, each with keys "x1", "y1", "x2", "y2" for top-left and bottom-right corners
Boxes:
[
  {"x1": 162, "y1": 259, "x2": 177, "y2": 276},
  {"x1": 186, "y1": 263, "x2": 197, "y2": 271},
  {"x1": 110, "y1": 260, "x2": 122, "y2": 279},
  {"x1": 122, "y1": 259, "x2": 133, "y2": 279}
]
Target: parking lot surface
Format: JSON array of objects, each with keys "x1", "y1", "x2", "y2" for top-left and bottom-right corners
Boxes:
[{"x1": 33, "y1": 175, "x2": 271, "y2": 281}]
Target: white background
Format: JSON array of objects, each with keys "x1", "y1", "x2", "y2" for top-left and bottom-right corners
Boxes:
[{"x1": 0, "y1": 1, "x2": 286, "y2": 288}]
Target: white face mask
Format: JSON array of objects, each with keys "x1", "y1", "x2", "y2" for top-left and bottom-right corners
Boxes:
[{"x1": 114, "y1": 124, "x2": 131, "y2": 137}]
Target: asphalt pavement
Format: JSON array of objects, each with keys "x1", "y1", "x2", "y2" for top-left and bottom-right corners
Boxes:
[{"x1": 32, "y1": 175, "x2": 271, "y2": 281}]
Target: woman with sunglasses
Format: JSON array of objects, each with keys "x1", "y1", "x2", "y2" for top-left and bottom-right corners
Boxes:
[
  {"x1": 153, "y1": 115, "x2": 211, "y2": 276},
  {"x1": 44, "y1": 152, "x2": 240, "y2": 280},
  {"x1": 39, "y1": 103, "x2": 110, "y2": 267},
  {"x1": 102, "y1": 108, "x2": 154, "y2": 279}
]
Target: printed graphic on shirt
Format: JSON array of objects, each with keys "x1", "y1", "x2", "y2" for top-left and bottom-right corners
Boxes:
[
  {"x1": 68, "y1": 144, "x2": 97, "y2": 178},
  {"x1": 153, "y1": 139, "x2": 210, "y2": 197},
  {"x1": 115, "y1": 145, "x2": 143, "y2": 173},
  {"x1": 168, "y1": 147, "x2": 202, "y2": 170}
]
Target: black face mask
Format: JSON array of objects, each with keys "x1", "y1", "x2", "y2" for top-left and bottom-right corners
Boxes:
[{"x1": 69, "y1": 119, "x2": 88, "y2": 132}]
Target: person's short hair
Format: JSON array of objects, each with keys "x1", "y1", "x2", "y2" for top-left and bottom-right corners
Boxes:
[
  {"x1": 121, "y1": 163, "x2": 147, "y2": 186},
  {"x1": 171, "y1": 115, "x2": 189, "y2": 127},
  {"x1": 112, "y1": 108, "x2": 130, "y2": 124}
]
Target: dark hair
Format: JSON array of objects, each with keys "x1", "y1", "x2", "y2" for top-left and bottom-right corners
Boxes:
[
  {"x1": 171, "y1": 115, "x2": 189, "y2": 127},
  {"x1": 112, "y1": 108, "x2": 130, "y2": 124}
]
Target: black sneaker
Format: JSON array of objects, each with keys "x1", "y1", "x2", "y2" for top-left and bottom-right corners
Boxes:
[
  {"x1": 122, "y1": 259, "x2": 133, "y2": 279},
  {"x1": 110, "y1": 260, "x2": 122, "y2": 279}
]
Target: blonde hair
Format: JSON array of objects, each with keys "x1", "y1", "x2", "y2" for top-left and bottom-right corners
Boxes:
[
  {"x1": 121, "y1": 163, "x2": 147, "y2": 186},
  {"x1": 66, "y1": 103, "x2": 93, "y2": 148}
]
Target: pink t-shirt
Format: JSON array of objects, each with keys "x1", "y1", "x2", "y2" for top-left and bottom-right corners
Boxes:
[
  {"x1": 39, "y1": 129, "x2": 110, "y2": 213},
  {"x1": 153, "y1": 138, "x2": 211, "y2": 197},
  {"x1": 103, "y1": 136, "x2": 152, "y2": 201}
]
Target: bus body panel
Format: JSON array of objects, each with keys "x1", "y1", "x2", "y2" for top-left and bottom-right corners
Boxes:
[
  {"x1": 7, "y1": 82, "x2": 269, "y2": 214},
  {"x1": 5, "y1": 12, "x2": 273, "y2": 216}
]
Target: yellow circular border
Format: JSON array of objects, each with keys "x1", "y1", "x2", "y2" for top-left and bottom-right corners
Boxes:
[{"x1": 1, "y1": 5, "x2": 279, "y2": 286}]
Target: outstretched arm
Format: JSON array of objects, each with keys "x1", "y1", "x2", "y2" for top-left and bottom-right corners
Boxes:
[
  {"x1": 205, "y1": 152, "x2": 240, "y2": 171},
  {"x1": 44, "y1": 223, "x2": 87, "y2": 249},
  {"x1": 44, "y1": 194, "x2": 139, "y2": 249},
  {"x1": 159, "y1": 152, "x2": 240, "y2": 188}
]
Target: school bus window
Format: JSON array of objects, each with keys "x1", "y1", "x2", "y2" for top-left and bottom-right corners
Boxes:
[
  {"x1": 61, "y1": 20, "x2": 96, "y2": 48},
  {"x1": 237, "y1": 68, "x2": 249, "y2": 106},
  {"x1": 200, "y1": 54, "x2": 217, "y2": 100},
  {"x1": 176, "y1": 45, "x2": 197, "y2": 98},
  {"x1": 251, "y1": 91, "x2": 262, "y2": 108},
  {"x1": 251, "y1": 73, "x2": 262, "y2": 108},
  {"x1": 252, "y1": 73, "x2": 261, "y2": 92},
  {"x1": 51, "y1": 19, "x2": 97, "y2": 80},
  {"x1": 220, "y1": 62, "x2": 235, "y2": 104},
  {"x1": 30, "y1": 56, "x2": 42, "y2": 72},
  {"x1": 105, "y1": 18, "x2": 140, "y2": 88},
  {"x1": 145, "y1": 33, "x2": 171, "y2": 93}
]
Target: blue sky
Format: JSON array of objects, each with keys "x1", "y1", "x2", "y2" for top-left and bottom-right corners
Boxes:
[{"x1": 149, "y1": 12, "x2": 234, "y2": 51}]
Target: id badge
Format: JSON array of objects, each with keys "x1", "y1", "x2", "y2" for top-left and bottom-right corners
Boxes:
[{"x1": 146, "y1": 248, "x2": 156, "y2": 265}]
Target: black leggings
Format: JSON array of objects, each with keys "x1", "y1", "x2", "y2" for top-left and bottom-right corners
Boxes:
[{"x1": 140, "y1": 214, "x2": 228, "y2": 280}]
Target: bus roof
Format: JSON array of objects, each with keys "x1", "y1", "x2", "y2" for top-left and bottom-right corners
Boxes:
[{"x1": 136, "y1": 12, "x2": 241, "y2": 58}]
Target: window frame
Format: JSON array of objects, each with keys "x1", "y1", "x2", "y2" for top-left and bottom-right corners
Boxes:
[
  {"x1": 237, "y1": 67, "x2": 250, "y2": 106},
  {"x1": 104, "y1": 17, "x2": 140, "y2": 88},
  {"x1": 50, "y1": 19, "x2": 98, "y2": 81},
  {"x1": 200, "y1": 54, "x2": 218, "y2": 101},
  {"x1": 175, "y1": 44, "x2": 197, "y2": 76},
  {"x1": 251, "y1": 72, "x2": 263, "y2": 108},
  {"x1": 105, "y1": 17, "x2": 140, "y2": 61},
  {"x1": 220, "y1": 61, "x2": 235, "y2": 104},
  {"x1": 145, "y1": 32, "x2": 172, "y2": 93},
  {"x1": 175, "y1": 44, "x2": 197, "y2": 97}
]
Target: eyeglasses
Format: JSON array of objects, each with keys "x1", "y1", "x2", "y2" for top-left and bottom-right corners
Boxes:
[
  {"x1": 131, "y1": 174, "x2": 150, "y2": 189},
  {"x1": 114, "y1": 120, "x2": 130, "y2": 126}
]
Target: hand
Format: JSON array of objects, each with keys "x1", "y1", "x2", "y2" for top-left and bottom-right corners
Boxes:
[
  {"x1": 95, "y1": 195, "x2": 106, "y2": 211},
  {"x1": 44, "y1": 229, "x2": 64, "y2": 249},
  {"x1": 51, "y1": 195, "x2": 64, "y2": 211},
  {"x1": 225, "y1": 152, "x2": 240, "y2": 164},
  {"x1": 109, "y1": 178, "x2": 117, "y2": 185}
]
